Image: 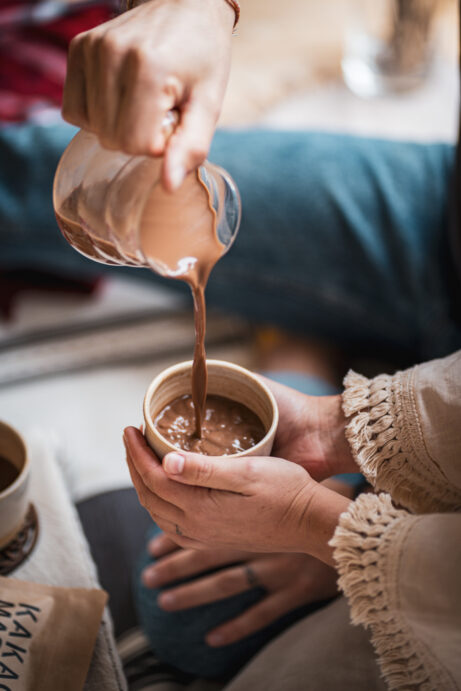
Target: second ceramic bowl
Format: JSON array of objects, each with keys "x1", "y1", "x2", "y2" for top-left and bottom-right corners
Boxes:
[{"x1": 0, "y1": 421, "x2": 30, "y2": 549}]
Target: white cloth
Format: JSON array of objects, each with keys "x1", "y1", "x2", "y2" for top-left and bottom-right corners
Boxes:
[{"x1": 13, "y1": 429, "x2": 127, "y2": 691}]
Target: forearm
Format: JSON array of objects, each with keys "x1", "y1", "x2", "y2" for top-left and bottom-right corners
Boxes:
[
  {"x1": 316, "y1": 394, "x2": 359, "y2": 479},
  {"x1": 297, "y1": 484, "x2": 351, "y2": 567}
]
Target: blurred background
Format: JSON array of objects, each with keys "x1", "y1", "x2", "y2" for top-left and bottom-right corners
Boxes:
[
  {"x1": 0, "y1": 0, "x2": 459, "y2": 501},
  {"x1": 223, "y1": 0, "x2": 458, "y2": 140}
]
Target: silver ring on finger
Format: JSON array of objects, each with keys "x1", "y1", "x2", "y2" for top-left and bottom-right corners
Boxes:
[{"x1": 244, "y1": 564, "x2": 259, "y2": 588}]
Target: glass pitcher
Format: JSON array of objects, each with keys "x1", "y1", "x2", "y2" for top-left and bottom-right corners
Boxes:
[{"x1": 53, "y1": 128, "x2": 241, "y2": 278}]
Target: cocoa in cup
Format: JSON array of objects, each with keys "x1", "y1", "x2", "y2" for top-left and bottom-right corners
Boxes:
[{"x1": 143, "y1": 360, "x2": 279, "y2": 459}]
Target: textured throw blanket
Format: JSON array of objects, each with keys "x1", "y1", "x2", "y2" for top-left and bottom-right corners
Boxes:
[{"x1": 12, "y1": 428, "x2": 127, "y2": 691}]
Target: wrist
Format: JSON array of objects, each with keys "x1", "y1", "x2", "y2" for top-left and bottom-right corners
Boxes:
[
  {"x1": 300, "y1": 483, "x2": 351, "y2": 566},
  {"x1": 128, "y1": 0, "x2": 236, "y2": 27},
  {"x1": 221, "y1": 0, "x2": 240, "y2": 27},
  {"x1": 316, "y1": 395, "x2": 358, "y2": 478},
  {"x1": 208, "y1": 0, "x2": 236, "y2": 31}
]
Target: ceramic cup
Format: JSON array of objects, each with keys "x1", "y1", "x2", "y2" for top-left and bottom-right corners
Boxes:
[
  {"x1": 0, "y1": 421, "x2": 30, "y2": 549},
  {"x1": 143, "y1": 359, "x2": 279, "y2": 459}
]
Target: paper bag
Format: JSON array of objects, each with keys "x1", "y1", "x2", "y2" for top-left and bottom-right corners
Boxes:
[{"x1": 0, "y1": 576, "x2": 107, "y2": 691}]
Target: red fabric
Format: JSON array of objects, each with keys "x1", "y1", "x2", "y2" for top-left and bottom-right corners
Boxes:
[
  {"x1": 0, "y1": 1, "x2": 116, "y2": 123},
  {"x1": 0, "y1": 269, "x2": 102, "y2": 320}
]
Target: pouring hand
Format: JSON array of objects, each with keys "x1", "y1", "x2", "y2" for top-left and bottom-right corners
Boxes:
[{"x1": 62, "y1": 0, "x2": 235, "y2": 190}]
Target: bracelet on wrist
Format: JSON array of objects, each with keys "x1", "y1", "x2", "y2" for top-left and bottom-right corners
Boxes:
[
  {"x1": 223, "y1": 0, "x2": 240, "y2": 28},
  {"x1": 125, "y1": 0, "x2": 240, "y2": 28}
]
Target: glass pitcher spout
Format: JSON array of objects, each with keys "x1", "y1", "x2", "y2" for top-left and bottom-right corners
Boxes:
[{"x1": 53, "y1": 130, "x2": 241, "y2": 277}]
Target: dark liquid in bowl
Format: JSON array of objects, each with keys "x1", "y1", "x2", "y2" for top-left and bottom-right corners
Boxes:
[
  {"x1": 154, "y1": 394, "x2": 266, "y2": 456},
  {"x1": 0, "y1": 456, "x2": 20, "y2": 493}
]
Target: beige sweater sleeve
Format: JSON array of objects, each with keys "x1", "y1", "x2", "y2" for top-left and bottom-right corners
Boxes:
[
  {"x1": 331, "y1": 350, "x2": 461, "y2": 690},
  {"x1": 330, "y1": 494, "x2": 461, "y2": 691},
  {"x1": 342, "y1": 350, "x2": 461, "y2": 512}
]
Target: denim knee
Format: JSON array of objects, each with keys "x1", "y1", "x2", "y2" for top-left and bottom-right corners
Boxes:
[
  {"x1": 134, "y1": 532, "x2": 266, "y2": 678},
  {"x1": 134, "y1": 526, "x2": 319, "y2": 679}
]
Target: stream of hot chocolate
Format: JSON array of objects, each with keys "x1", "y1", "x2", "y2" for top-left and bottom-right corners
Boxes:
[
  {"x1": 190, "y1": 284, "x2": 207, "y2": 437},
  {"x1": 56, "y1": 165, "x2": 224, "y2": 439},
  {"x1": 138, "y1": 168, "x2": 224, "y2": 438}
]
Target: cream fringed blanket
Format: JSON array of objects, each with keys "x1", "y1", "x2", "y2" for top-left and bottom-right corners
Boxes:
[{"x1": 11, "y1": 430, "x2": 127, "y2": 691}]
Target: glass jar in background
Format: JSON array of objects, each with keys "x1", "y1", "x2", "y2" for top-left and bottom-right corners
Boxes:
[{"x1": 342, "y1": 0, "x2": 437, "y2": 98}]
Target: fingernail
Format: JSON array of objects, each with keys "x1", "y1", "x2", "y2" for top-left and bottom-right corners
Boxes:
[
  {"x1": 169, "y1": 164, "x2": 185, "y2": 191},
  {"x1": 158, "y1": 592, "x2": 174, "y2": 608},
  {"x1": 142, "y1": 568, "x2": 159, "y2": 588},
  {"x1": 164, "y1": 452, "x2": 185, "y2": 475},
  {"x1": 207, "y1": 632, "x2": 225, "y2": 647}
]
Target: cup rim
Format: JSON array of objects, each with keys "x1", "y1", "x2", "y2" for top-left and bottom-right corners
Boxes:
[
  {"x1": 0, "y1": 421, "x2": 29, "y2": 499},
  {"x1": 143, "y1": 359, "x2": 279, "y2": 458}
]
